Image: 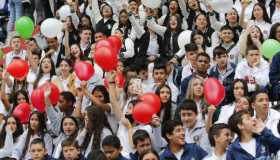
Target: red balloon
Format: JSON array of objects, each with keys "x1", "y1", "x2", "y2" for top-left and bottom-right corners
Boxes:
[
  {"x1": 31, "y1": 88, "x2": 45, "y2": 112},
  {"x1": 132, "y1": 102, "x2": 155, "y2": 124},
  {"x1": 13, "y1": 102, "x2": 31, "y2": 123},
  {"x1": 74, "y1": 61, "x2": 95, "y2": 81},
  {"x1": 140, "y1": 93, "x2": 161, "y2": 113},
  {"x1": 108, "y1": 35, "x2": 122, "y2": 54},
  {"x1": 95, "y1": 39, "x2": 112, "y2": 50},
  {"x1": 40, "y1": 82, "x2": 60, "y2": 106},
  {"x1": 115, "y1": 72, "x2": 125, "y2": 88},
  {"x1": 94, "y1": 47, "x2": 118, "y2": 72},
  {"x1": 7, "y1": 59, "x2": 29, "y2": 80},
  {"x1": 204, "y1": 78, "x2": 225, "y2": 106}
]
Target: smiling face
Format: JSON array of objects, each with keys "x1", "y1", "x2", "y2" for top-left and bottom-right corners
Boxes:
[
  {"x1": 6, "y1": 117, "x2": 17, "y2": 133},
  {"x1": 169, "y1": 1, "x2": 178, "y2": 14},
  {"x1": 195, "y1": 14, "x2": 207, "y2": 30},
  {"x1": 167, "y1": 125, "x2": 185, "y2": 146},
  {"x1": 169, "y1": 15, "x2": 178, "y2": 30},
  {"x1": 62, "y1": 118, "x2": 77, "y2": 136},
  {"x1": 226, "y1": 9, "x2": 238, "y2": 23},
  {"x1": 41, "y1": 57, "x2": 52, "y2": 74}
]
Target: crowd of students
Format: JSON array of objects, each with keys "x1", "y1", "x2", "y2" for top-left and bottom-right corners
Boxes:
[{"x1": 2, "y1": 0, "x2": 280, "y2": 159}]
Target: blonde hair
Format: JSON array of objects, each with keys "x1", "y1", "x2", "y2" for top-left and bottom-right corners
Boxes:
[{"x1": 186, "y1": 76, "x2": 204, "y2": 100}]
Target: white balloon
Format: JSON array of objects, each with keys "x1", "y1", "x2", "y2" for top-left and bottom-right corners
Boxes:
[
  {"x1": 142, "y1": 0, "x2": 161, "y2": 9},
  {"x1": 40, "y1": 18, "x2": 63, "y2": 38},
  {"x1": 58, "y1": 5, "x2": 71, "y2": 21},
  {"x1": 178, "y1": 30, "x2": 192, "y2": 49},
  {"x1": 210, "y1": 0, "x2": 233, "y2": 14}
]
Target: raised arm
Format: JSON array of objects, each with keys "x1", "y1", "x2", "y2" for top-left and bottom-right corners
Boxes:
[
  {"x1": 239, "y1": 1, "x2": 248, "y2": 29},
  {"x1": 128, "y1": 14, "x2": 145, "y2": 39},
  {"x1": 91, "y1": 0, "x2": 103, "y2": 24},
  {"x1": 178, "y1": 0, "x2": 189, "y2": 18},
  {"x1": 146, "y1": 18, "x2": 167, "y2": 38}
]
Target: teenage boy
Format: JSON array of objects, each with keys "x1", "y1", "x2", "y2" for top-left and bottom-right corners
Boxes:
[
  {"x1": 144, "y1": 60, "x2": 179, "y2": 103},
  {"x1": 29, "y1": 138, "x2": 54, "y2": 160},
  {"x1": 79, "y1": 27, "x2": 92, "y2": 58},
  {"x1": 61, "y1": 138, "x2": 86, "y2": 160},
  {"x1": 234, "y1": 45, "x2": 269, "y2": 92},
  {"x1": 203, "y1": 123, "x2": 232, "y2": 160},
  {"x1": 209, "y1": 46, "x2": 236, "y2": 103},
  {"x1": 181, "y1": 43, "x2": 199, "y2": 81},
  {"x1": 217, "y1": 25, "x2": 241, "y2": 65},
  {"x1": 160, "y1": 120, "x2": 208, "y2": 160},
  {"x1": 176, "y1": 99, "x2": 211, "y2": 153},
  {"x1": 227, "y1": 110, "x2": 280, "y2": 159},
  {"x1": 4, "y1": 36, "x2": 27, "y2": 67},
  {"x1": 129, "y1": 130, "x2": 153, "y2": 160},
  {"x1": 102, "y1": 135, "x2": 128, "y2": 160},
  {"x1": 251, "y1": 91, "x2": 280, "y2": 136}
]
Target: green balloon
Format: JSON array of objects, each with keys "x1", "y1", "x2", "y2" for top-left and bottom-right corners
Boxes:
[
  {"x1": 15, "y1": 16, "x2": 34, "y2": 39},
  {"x1": 261, "y1": 39, "x2": 280, "y2": 59},
  {"x1": 0, "y1": 49, "x2": 3, "y2": 59}
]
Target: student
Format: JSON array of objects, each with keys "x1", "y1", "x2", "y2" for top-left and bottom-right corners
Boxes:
[
  {"x1": 102, "y1": 135, "x2": 128, "y2": 160},
  {"x1": 180, "y1": 53, "x2": 210, "y2": 101},
  {"x1": 160, "y1": 120, "x2": 208, "y2": 160},
  {"x1": 61, "y1": 138, "x2": 86, "y2": 160},
  {"x1": 4, "y1": 36, "x2": 27, "y2": 67},
  {"x1": 209, "y1": 46, "x2": 236, "y2": 102},
  {"x1": 180, "y1": 43, "x2": 199, "y2": 81},
  {"x1": 139, "y1": 150, "x2": 160, "y2": 160},
  {"x1": 29, "y1": 138, "x2": 54, "y2": 160},
  {"x1": 177, "y1": 99, "x2": 211, "y2": 153},
  {"x1": 234, "y1": 44, "x2": 269, "y2": 93},
  {"x1": 227, "y1": 110, "x2": 280, "y2": 159},
  {"x1": 203, "y1": 123, "x2": 232, "y2": 160},
  {"x1": 129, "y1": 130, "x2": 153, "y2": 160}
]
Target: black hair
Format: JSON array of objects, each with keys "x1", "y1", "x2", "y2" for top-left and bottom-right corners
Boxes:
[
  {"x1": 33, "y1": 55, "x2": 56, "y2": 89},
  {"x1": 213, "y1": 46, "x2": 228, "y2": 59},
  {"x1": 13, "y1": 89, "x2": 30, "y2": 107},
  {"x1": 31, "y1": 48, "x2": 42, "y2": 60},
  {"x1": 82, "y1": 106, "x2": 112, "y2": 151},
  {"x1": 162, "y1": 120, "x2": 183, "y2": 142},
  {"x1": 220, "y1": 25, "x2": 238, "y2": 43},
  {"x1": 196, "y1": 52, "x2": 210, "y2": 62},
  {"x1": 228, "y1": 110, "x2": 252, "y2": 136},
  {"x1": 269, "y1": 22, "x2": 280, "y2": 40},
  {"x1": 246, "y1": 44, "x2": 259, "y2": 56},
  {"x1": 228, "y1": 79, "x2": 249, "y2": 104},
  {"x1": 251, "y1": 90, "x2": 269, "y2": 103},
  {"x1": 59, "y1": 58, "x2": 73, "y2": 72},
  {"x1": 30, "y1": 138, "x2": 45, "y2": 148},
  {"x1": 208, "y1": 123, "x2": 230, "y2": 146},
  {"x1": 132, "y1": 130, "x2": 151, "y2": 146},
  {"x1": 139, "y1": 149, "x2": 160, "y2": 160},
  {"x1": 102, "y1": 135, "x2": 121, "y2": 149},
  {"x1": 251, "y1": 3, "x2": 271, "y2": 23},
  {"x1": 87, "y1": 150, "x2": 108, "y2": 160},
  {"x1": 92, "y1": 85, "x2": 110, "y2": 103},
  {"x1": 155, "y1": 84, "x2": 172, "y2": 124},
  {"x1": 0, "y1": 116, "x2": 23, "y2": 148},
  {"x1": 190, "y1": 30, "x2": 207, "y2": 50},
  {"x1": 178, "y1": 99, "x2": 198, "y2": 115},
  {"x1": 153, "y1": 60, "x2": 167, "y2": 72},
  {"x1": 60, "y1": 116, "x2": 79, "y2": 137},
  {"x1": 60, "y1": 91, "x2": 76, "y2": 106},
  {"x1": 184, "y1": 43, "x2": 198, "y2": 53},
  {"x1": 61, "y1": 138, "x2": 80, "y2": 149},
  {"x1": 21, "y1": 111, "x2": 47, "y2": 159}
]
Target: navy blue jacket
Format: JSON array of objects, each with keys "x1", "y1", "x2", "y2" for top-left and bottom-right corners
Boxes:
[
  {"x1": 209, "y1": 62, "x2": 236, "y2": 104},
  {"x1": 226, "y1": 128, "x2": 280, "y2": 160},
  {"x1": 160, "y1": 143, "x2": 208, "y2": 160},
  {"x1": 179, "y1": 75, "x2": 193, "y2": 102},
  {"x1": 269, "y1": 51, "x2": 280, "y2": 88},
  {"x1": 29, "y1": 155, "x2": 56, "y2": 160},
  {"x1": 129, "y1": 152, "x2": 139, "y2": 160},
  {"x1": 117, "y1": 154, "x2": 130, "y2": 160}
]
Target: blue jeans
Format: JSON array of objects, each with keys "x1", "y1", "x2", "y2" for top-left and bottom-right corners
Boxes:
[{"x1": 7, "y1": 0, "x2": 22, "y2": 32}]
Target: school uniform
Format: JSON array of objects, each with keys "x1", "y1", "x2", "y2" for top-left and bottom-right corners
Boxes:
[
  {"x1": 160, "y1": 143, "x2": 208, "y2": 160},
  {"x1": 226, "y1": 128, "x2": 280, "y2": 160}
]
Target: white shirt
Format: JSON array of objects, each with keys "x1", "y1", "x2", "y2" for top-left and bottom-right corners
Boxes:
[
  {"x1": 271, "y1": 7, "x2": 280, "y2": 24},
  {"x1": 5, "y1": 50, "x2": 27, "y2": 66},
  {"x1": 247, "y1": 20, "x2": 272, "y2": 39},
  {"x1": 203, "y1": 152, "x2": 226, "y2": 160},
  {"x1": 216, "y1": 103, "x2": 235, "y2": 124},
  {"x1": 240, "y1": 138, "x2": 256, "y2": 157},
  {"x1": 174, "y1": 148, "x2": 184, "y2": 160}
]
